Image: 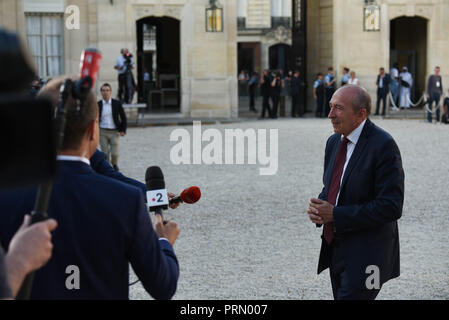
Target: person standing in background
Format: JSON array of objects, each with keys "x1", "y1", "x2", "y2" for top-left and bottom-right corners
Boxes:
[
  {"x1": 324, "y1": 67, "x2": 336, "y2": 117},
  {"x1": 426, "y1": 66, "x2": 443, "y2": 123},
  {"x1": 347, "y1": 71, "x2": 360, "y2": 86},
  {"x1": 270, "y1": 71, "x2": 282, "y2": 119},
  {"x1": 389, "y1": 63, "x2": 400, "y2": 107},
  {"x1": 98, "y1": 83, "x2": 127, "y2": 171},
  {"x1": 399, "y1": 67, "x2": 413, "y2": 109},
  {"x1": 314, "y1": 73, "x2": 325, "y2": 118},
  {"x1": 291, "y1": 71, "x2": 302, "y2": 117},
  {"x1": 259, "y1": 70, "x2": 272, "y2": 119},
  {"x1": 375, "y1": 67, "x2": 391, "y2": 116},
  {"x1": 341, "y1": 67, "x2": 350, "y2": 86},
  {"x1": 248, "y1": 71, "x2": 258, "y2": 113}
]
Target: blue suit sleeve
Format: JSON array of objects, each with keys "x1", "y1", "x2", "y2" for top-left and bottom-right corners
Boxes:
[
  {"x1": 128, "y1": 192, "x2": 179, "y2": 300},
  {"x1": 333, "y1": 138, "x2": 404, "y2": 233},
  {"x1": 316, "y1": 135, "x2": 336, "y2": 228},
  {"x1": 90, "y1": 150, "x2": 147, "y2": 196}
]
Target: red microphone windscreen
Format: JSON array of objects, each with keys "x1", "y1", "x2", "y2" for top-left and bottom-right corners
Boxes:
[
  {"x1": 180, "y1": 186, "x2": 201, "y2": 204},
  {"x1": 79, "y1": 48, "x2": 102, "y2": 87}
]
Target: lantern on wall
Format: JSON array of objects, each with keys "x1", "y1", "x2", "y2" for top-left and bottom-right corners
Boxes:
[
  {"x1": 363, "y1": 0, "x2": 380, "y2": 31},
  {"x1": 206, "y1": 0, "x2": 223, "y2": 32}
]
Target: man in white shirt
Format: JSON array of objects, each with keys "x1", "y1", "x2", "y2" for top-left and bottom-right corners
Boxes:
[{"x1": 98, "y1": 83, "x2": 127, "y2": 171}]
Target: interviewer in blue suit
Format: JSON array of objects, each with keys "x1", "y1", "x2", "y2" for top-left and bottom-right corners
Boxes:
[
  {"x1": 0, "y1": 78, "x2": 180, "y2": 300},
  {"x1": 90, "y1": 149, "x2": 146, "y2": 195},
  {"x1": 307, "y1": 85, "x2": 404, "y2": 300}
]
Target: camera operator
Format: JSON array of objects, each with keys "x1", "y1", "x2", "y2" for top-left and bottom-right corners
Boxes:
[
  {"x1": 114, "y1": 48, "x2": 134, "y2": 104},
  {"x1": 0, "y1": 76, "x2": 180, "y2": 299},
  {"x1": 29, "y1": 76, "x2": 43, "y2": 97},
  {"x1": 0, "y1": 27, "x2": 58, "y2": 300}
]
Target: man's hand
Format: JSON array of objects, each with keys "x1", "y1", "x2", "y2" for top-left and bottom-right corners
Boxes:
[
  {"x1": 167, "y1": 192, "x2": 181, "y2": 210},
  {"x1": 307, "y1": 198, "x2": 334, "y2": 224},
  {"x1": 154, "y1": 214, "x2": 179, "y2": 246},
  {"x1": 6, "y1": 215, "x2": 57, "y2": 297},
  {"x1": 119, "y1": 132, "x2": 125, "y2": 137}
]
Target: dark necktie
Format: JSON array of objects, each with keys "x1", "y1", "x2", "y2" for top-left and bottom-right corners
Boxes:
[{"x1": 324, "y1": 137, "x2": 349, "y2": 245}]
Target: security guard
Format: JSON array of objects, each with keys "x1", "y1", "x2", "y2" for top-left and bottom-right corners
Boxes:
[
  {"x1": 324, "y1": 67, "x2": 336, "y2": 117},
  {"x1": 313, "y1": 73, "x2": 325, "y2": 118}
]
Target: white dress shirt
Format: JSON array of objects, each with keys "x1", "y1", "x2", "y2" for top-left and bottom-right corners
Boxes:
[
  {"x1": 336, "y1": 119, "x2": 367, "y2": 204},
  {"x1": 100, "y1": 99, "x2": 116, "y2": 130},
  {"x1": 57, "y1": 155, "x2": 90, "y2": 166}
]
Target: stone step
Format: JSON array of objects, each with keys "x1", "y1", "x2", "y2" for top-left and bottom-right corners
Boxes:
[{"x1": 385, "y1": 107, "x2": 427, "y2": 119}]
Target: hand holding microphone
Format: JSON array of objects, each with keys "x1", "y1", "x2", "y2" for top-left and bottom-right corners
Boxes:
[
  {"x1": 169, "y1": 186, "x2": 201, "y2": 206},
  {"x1": 145, "y1": 166, "x2": 180, "y2": 245},
  {"x1": 153, "y1": 213, "x2": 179, "y2": 246}
]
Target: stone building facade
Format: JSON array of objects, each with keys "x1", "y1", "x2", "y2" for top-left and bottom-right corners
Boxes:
[
  {"x1": 238, "y1": 0, "x2": 449, "y2": 114},
  {"x1": 1, "y1": 0, "x2": 448, "y2": 117},
  {"x1": 0, "y1": 0, "x2": 239, "y2": 118}
]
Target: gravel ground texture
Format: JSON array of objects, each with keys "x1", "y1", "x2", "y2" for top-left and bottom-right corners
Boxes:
[{"x1": 119, "y1": 117, "x2": 449, "y2": 300}]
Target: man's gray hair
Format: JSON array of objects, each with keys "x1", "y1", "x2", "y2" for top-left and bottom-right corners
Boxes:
[{"x1": 352, "y1": 86, "x2": 372, "y2": 116}]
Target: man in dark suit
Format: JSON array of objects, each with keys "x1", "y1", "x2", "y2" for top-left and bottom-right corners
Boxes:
[
  {"x1": 259, "y1": 69, "x2": 272, "y2": 119},
  {"x1": 290, "y1": 71, "x2": 303, "y2": 117},
  {"x1": 375, "y1": 67, "x2": 391, "y2": 116},
  {"x1": 0, "y1": 78, "x2": 180, "y2": 299},
  {"x1": 98, "y1": 83, "x2": 127, "y2": 171},
  {"x1": 307, "y1": 85, "x2": 404, "y2": 300}
]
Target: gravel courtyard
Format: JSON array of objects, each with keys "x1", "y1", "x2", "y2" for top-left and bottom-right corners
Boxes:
[{"x1": 120, "y1": 117, "x2": 449, "y2": 300}]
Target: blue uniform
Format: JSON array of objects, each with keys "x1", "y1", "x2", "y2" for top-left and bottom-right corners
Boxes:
[
  {"x1": 324, "y1": 73, "x2": 336, "y2": 117},
  {"x1": 314, "y1": 79, "x2": 325, "y2": 117}
]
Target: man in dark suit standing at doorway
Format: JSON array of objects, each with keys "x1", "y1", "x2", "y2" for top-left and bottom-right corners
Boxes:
[
  {"x1": 259, "y1": 69, "x2": 272, "y2": 119},
  {"x1": 307, "y1": 85, "x2": 404, "y2": 300},
  {"x1": 375, "y1": 67, "x2": 391, "y2": 116},
  {"x1": 98, "y1": 83, "x2": 127, "y2": 171},
  {"x1": 290, "y1": 70, "x2": 303, "y2": 117}
]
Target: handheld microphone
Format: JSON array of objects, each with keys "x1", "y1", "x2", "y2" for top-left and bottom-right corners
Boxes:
[
  {"x1": 169, "y1": 186, "x2": 201, "y2": 205},
  {"x1": 73, "y1": 48, "x2": 102, "y2": 100},
  {"x1": 145, "y1": 166, "x2": 169, "y2": 215},
  {"x1": 79, "y1": 47, "x2": 102, "y2": 88}
]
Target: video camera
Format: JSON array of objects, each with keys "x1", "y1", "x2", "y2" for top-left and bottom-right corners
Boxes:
[
  {"x1": 123, "y1": 52, "x2": 133, "y2": 70},
  {"x1": 0, "y1": 28, "x2": 56, "y2": 189}
]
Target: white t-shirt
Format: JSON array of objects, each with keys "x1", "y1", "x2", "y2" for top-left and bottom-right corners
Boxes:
[{"x1": 348, "y1": 78, "x2": 359, "y2": 85}]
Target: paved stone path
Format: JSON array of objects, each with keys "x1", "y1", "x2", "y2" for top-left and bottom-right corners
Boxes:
[{"x1": 120, "y1": 117, "x2": 449, "y2": 300}]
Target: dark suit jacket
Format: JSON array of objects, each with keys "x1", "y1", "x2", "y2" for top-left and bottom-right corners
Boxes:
[
  {"x1": 317, "y1": 118, "x2": 404, "y2": 289},
  {"x1": 0, "y1": 160, "x2": 179, "y2": 299},
  {"x1": 98, "y1": 99, "x2": 127, "y2": 133},
  {"x1": 376, "y1": 74, "x2": 391, "y2": 93},
  {"x1": 90, "y1": 149, "x2": 146, "y2": 196},
  {"x1": 291, "y1": 76, "x2": 301, "y2": 96}
]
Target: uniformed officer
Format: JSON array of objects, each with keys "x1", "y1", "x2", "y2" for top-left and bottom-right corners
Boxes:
[
  {"x1": 313, "y1": 73, "x2": 325, "y2": 118},
  {"x1": 324, "y1": 67, "x2": 336, "y2": 117}
]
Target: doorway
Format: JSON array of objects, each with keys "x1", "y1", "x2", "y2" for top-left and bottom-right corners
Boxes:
[
  {"x1": 269, "y1": 43, "x2": 292, "y2": 74},
  {"x1": 390, "y1": 16, "x2": 427, "y2": 101},
  {"x1": 237, "y1": 42, "x2": 261, "y2": 96},
  {"x1": 136, "y1": 16, "x2": 180, "y2": 113}
]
